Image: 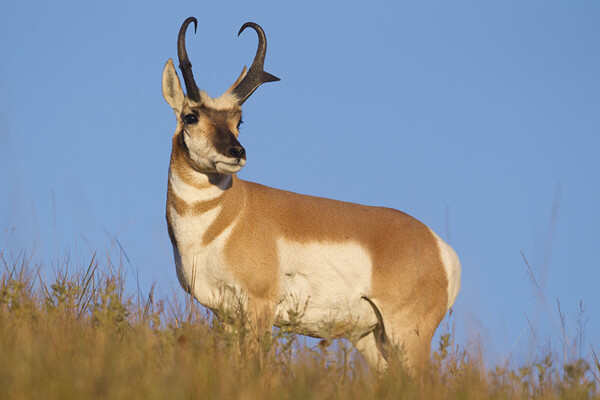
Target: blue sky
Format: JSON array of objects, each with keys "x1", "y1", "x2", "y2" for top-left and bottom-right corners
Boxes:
[{"x1": 1, "y1": 1, "x2": 599, "y2": 364}]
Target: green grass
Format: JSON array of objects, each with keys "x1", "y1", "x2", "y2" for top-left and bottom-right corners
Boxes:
[{"x1": 0, "y1": 252, "x2": 598, "y2": 399}]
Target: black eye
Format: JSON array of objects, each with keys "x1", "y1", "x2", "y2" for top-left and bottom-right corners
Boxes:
[
  {"x1": 183, "y1": 114, "x2": 198, "y2": 124},
  {"x1": 237, "y1": 119, "x2": 244, "y2": 129}
]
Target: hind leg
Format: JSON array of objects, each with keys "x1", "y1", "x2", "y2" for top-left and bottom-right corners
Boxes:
[
  {"x1": 358, "y1": 296, "x2": 444, "y2": 374},
  {"x1": 354, "y1": 328, "x2": 430, "y2": 375},
  {"x1": 387, "y1": 324, "x2": 429, "y2": 372},
  {"x1": 382, "y1": 309, "x2": 442, "y2": 374},
  {"x1": 354, "y1": 332, "x2": 387, "y2": 371}
]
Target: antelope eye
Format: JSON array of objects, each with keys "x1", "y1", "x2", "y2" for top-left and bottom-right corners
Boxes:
[
  {"x1": 237, "y1": 119, "x2": 244, "y2": 129},
  {"x1": 183, "y1": 114, "x2": 198, "y2": 124}
]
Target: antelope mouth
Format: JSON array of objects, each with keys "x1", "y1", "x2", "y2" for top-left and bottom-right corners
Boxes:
[{"x1": 215, "y1": 159, "x2": 246, "y2": 174}]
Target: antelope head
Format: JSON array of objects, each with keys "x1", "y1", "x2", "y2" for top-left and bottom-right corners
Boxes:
[{"x1": 162, "y1": 17, "x2": 280, "y2": 175}]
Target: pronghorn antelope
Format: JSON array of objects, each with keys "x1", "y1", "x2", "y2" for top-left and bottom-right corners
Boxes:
[{"x1": 162, "y1": 17, "x2": 461, "y2": 372}]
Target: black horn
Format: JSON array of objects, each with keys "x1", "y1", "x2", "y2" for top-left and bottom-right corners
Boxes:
[
  {"x1": 177, "y1": 17, "x2": 200, "y2": 101},
  {"x1": 232, "y1": 22, "x2": 280, "y2": 104}
]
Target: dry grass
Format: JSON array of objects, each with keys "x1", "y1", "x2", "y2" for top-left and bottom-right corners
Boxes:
[{"x1": 0, "y1": 251, "x2": 598, "y2": 399}]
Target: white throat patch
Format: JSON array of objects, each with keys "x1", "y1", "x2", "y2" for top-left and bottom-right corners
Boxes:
[{"x1": 169, "y1": 171, "x2": 229, "y2": 202}]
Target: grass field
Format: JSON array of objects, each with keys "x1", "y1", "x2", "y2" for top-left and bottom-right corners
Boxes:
[{"x1": 1, "y1": 251, "x2": 598, "y2": 399}]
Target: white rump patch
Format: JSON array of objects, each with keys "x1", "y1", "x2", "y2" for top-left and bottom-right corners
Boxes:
[
  {"x1": 429, "y1": 229, "x2": 461, "y2": 309},
  {"x1": 199, "y1": 91, "x2": 239, "y2": 111}
]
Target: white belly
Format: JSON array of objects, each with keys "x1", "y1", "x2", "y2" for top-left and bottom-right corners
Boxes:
[{"x1": 274, "y1": 238, "x2": 378, "y2": 339}]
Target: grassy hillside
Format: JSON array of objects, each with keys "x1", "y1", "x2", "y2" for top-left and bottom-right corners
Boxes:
[{"x1": 0, "y1": 252, "x2": 598, "y2": 399}]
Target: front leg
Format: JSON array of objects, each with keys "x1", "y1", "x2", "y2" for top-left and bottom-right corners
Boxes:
[{"x1": 246, "y1": 295, "x2": 276, "y2": 360}]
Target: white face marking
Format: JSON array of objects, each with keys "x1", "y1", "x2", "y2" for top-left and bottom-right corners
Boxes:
[
  {"x1": 429, "y1": 229, "x2": 461, "y2": 309},
  {"x1": 182, "y1": 128, "x2": 246, "y2": 175},
  {"x1": 181, "y1": 128, "x2": 223, "y2": 172},
  {"x1": 274, "y1": 238, "x2": 378, "y2": 338},
  {"x1": 215, "y1": 158, "x2": 246, "y2": 174}
]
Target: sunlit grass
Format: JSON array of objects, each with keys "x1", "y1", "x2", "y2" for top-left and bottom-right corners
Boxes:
[{"x1": 0, "y1": 251, "x2": 598, "y2": 399}]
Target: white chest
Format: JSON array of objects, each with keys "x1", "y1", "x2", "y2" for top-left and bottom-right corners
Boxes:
[
  {"x1": 167, "y1": 166, "x2": 244, "y2": 308},
  {"x1": 170, "y1": 205, "x2": 243, "y2": 308}
]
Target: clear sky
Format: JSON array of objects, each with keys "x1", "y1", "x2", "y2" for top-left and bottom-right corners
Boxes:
[{"x1": 1, "y1": 1, "x2": 599, "y2": 364}]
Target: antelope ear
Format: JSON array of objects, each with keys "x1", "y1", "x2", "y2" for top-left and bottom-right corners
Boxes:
[{"x1": 162, "y1": 59, "x2": 185, "y2": 113}]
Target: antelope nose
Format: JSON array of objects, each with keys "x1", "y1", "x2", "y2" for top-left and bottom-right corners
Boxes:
[{"x1": 228, "y1": 145, "x2": 246, "y2": 159}]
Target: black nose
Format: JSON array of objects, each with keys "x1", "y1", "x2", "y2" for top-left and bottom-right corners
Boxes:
[{"x1": 228, "y1": 145, "x2": 246, "y2": 159}]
